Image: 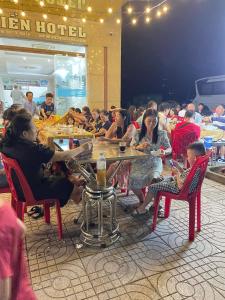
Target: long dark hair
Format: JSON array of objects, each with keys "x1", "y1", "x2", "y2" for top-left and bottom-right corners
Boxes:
[
  {"x1": 0, "y1": 112, "x2": 32, "y2": 147},
  {"x1": 139, "y1": 109, "x2": 159, "y2": 144},
  {"x1": 116, "y1": 109, "x2": 131, "y2": 138}
]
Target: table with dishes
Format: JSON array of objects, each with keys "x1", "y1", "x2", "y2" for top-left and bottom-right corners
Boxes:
[{"x1": 59, "y1": 140, "x2": 149, "y2": 247}]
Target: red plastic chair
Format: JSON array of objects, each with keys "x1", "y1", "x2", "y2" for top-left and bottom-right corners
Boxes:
[
  {"x1": 151, "y1": 155, "x2": 209, "y2": 241},
  {"x1": 1, "y1": 153, "x2": 63, "y2": 240}
]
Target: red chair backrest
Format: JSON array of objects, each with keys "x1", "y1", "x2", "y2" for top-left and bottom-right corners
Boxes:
[
  {"x1": 1, "y1": 153, "x2": 36, "y2": 205},
  {"x1": 178, "y1": 155, "x2": 209, "y2": 199},
  {"x1": 172, "y1": 130, "x2": 199, "y2": 158}
]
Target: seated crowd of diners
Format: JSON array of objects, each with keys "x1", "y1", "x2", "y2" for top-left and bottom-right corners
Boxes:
[{"x1": 0, "y1": 98, "x2": 224, "y2": 219}]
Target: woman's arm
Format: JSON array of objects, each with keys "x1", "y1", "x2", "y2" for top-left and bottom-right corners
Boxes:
[
  {"x1": 51, "y1": 143, "x2": 92, "y2": 162},
  {"x1": 105, "y1": 123, "x2": 117, "y2": 139},
  {"x1": 0, "y1": 278, "x2": 11, "y2": 300}
]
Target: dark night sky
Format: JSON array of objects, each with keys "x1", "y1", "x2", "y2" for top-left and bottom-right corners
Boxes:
[{"x1": 121, "y1": 0, "x2": 225, "y2": 107}]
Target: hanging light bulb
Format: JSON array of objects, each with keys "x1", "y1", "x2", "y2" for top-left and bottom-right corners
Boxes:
[
  {"x1": 82, "y1": 18, "x2": 86, "y2": 23},
  {"x1": 64, "y1": 4, "x2": 69, "y2": 10},
  {"x1": 21, "y1": 11, "x2": 26, "y2": 17},
  {"x1": 0, "y1": 8, "x2": 3, "y2": 14},
  {"x1": 145, "y1": 7, "x2": 151, "y2": 14},
  {"x1": 87, "y1": 6, "x2": 92, "y2": 12},
  {"x1": 127, "y1": 7, "x2": 133, "y2": 14},
  {"x1": 108, "y1": 7, "x2": 113, "y2": 14},
  {"x1": 145, "y1": 17, "x2": 151, "y2": 23},
  {"x1": 132, "y1": 18, "x2": 137, "y2": 25},
  {"x1": 163, "y1": 6, "x2": 169, "y2": 13},
  {"x1": 156, "y1": 10, "x2": 162, "y2": 18},
  {"x1": 116, "y1": 18, "x2": 121, "y2": 24},
  {"x1": 99, "y1": 18, "x2": 104, "y2": 24},
  {"x1": 40, "y1": 0, "x2": 44, "y2": 7},
  {"x1": 63, "y1": 16, "x2": 67, "y2": 22},
  {"x1": 43, "y1": 14, "x2": 47, "y2": 19}
]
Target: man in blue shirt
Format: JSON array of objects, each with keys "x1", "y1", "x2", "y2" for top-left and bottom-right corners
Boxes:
[
  {"x1": 24, "y1": 91, "x2": 39, "y2": 117},
  {"x1": 40, "y1": 93, "x2": 55, "y2": 120}
]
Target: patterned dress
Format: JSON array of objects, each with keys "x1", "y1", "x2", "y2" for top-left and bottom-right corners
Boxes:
[{"x1": 129, "y1": 130, "x2": 171, "y2": 190}]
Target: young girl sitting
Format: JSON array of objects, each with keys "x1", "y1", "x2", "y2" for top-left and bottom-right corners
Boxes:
[{"x1": 133, "y1": 142, "x2": 206, "y2": 217}]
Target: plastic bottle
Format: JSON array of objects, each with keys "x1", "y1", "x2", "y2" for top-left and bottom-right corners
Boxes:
[{"x1": 97, "y1": 153, "x2": 106, "y2": 188}]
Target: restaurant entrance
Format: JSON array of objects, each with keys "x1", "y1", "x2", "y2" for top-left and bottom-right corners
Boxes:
[{"x1": 0, "y1": 38, "x2": 87, "y2": 115}]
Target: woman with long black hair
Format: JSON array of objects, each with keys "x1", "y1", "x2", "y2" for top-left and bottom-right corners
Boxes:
[
  {"x1": 0, "y1": 112, "x2": 92, "y2": 208},
  {"x1": 129, "y1": 109, "x2": 171, "y2": 209}
]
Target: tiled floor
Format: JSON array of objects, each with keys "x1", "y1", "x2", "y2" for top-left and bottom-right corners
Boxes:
[{"x1": 7, "y1": 177, "x2": 225, "y2": 299}]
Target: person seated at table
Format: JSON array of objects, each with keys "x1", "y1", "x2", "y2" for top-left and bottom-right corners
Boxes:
[
  {"x1": 158, "y1": 102, "x2": 170, "y2": 131},
  {"x1": 68, "y1": 107, "x2": 86, "y2": 125},
  {"x1": 173, "y1": 110, "x2": 201, "y2": 139},
  {"x1": 109, "y1": 106, "x2": 117, "y2": 123},
  {"x1": 129, "y1": 109, "x2": 171, "y2": 205},
  {"x1": 82, "y1": 106, "x2": 92, "y2": 123},
  {"x1": 86, "y1": 109, "x2": 102, "y2": 133},
  {"x1": 66, "y1": 116, "x2": 75, "y2": 126},
  {"x1": 95, "y1": 110, "x2": 112, "y2": 137},
  {"x1": 0, "y1": 112, "x2": 92, "y2": 209},
  {"x1": 198, "y1": 103, "x2": 212, "y2": 116},
  {"x1": 185, "y1": 103, "x2": 202, "y2": 124},
  {"x1": 132, "y1": 142, "x2": 206, "y2": 216},
  {"x1": 40, "y1": 93, "x2": 55, "y2": 120},
  {"x1": 214, "y1": 104, "x2": 225, "y2": 117},
  {"x1": 104, "y1": 109, "x2": 136, "y2": 190},
  {"x1": 136, "y1": 100, "x2": 158, "y2": 127}
]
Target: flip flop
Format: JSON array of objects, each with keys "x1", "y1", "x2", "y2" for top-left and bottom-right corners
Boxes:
[
  {"x1": 131, "y1": 209, "x2": 148, "y2": 218},
  {"x1": 149, "y1": 205, "x2": 165, "y2": 218},
  {"x1": 31, "y1": 207, "x2": 44, "y2": 219},
  {"x1": 27, "y1": 206, "x2": 40, "y2": 216}
]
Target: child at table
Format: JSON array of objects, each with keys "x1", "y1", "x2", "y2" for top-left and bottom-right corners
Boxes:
[
  {"x1": 132, "y1": 142, "x2": 206, "y2": 217},
  {"x1": 0, "y1": 200, "x2": 36, "y2": 300}
]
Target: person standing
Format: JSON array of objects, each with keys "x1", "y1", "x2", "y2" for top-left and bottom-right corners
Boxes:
[
  {"x1": 10, "y1": 85, "x2": 26, "y2": 107},
  {"x1": 40, "y1": 93, "x2": 55, "y2": 119},
  {"x1": 24, "y1": 91, "x2": 39, "y2": 117}
]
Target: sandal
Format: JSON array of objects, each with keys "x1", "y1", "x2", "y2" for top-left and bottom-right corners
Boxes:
[
  {"x1": 27, "y1": 206, "x2": 40, "y2": 216},
  {"x1": 31, "y1": 207, "x2": 44, "y2": 219},
  {"x1": 131, "y1": 209, "x2": 148, "y2": 218},
  {"x1": 149, "y1": 205, "x2": 165, "y2": 218}
]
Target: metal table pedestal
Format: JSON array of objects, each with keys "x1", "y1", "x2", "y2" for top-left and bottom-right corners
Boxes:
[{"x1": 80, "y1": 184, "x2": 120, "y2": 247}]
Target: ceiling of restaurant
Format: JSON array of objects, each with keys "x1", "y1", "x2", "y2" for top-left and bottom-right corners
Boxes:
[{"x1": 1, "y1": 0, "x2": 128, "y2": 21}]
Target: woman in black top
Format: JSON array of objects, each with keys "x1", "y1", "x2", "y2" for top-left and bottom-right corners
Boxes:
[{"x1": 0, "y1": 112, "x2": 92, "y2": 207}]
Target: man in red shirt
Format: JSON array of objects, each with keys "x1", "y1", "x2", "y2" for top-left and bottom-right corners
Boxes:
[{"x1": 0, "y1": 201, "x2": 36, "y2": 300}]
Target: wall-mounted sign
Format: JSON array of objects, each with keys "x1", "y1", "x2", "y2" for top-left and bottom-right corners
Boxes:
[{"x1": 0, "y1": 10, "x2": 87, "y2": 44}]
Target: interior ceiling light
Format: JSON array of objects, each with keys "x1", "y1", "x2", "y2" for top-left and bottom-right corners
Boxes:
[
  {"x1": 63, "y1": 16, "x2": 67, "y2": 22},
  {"x1": 87, "y1": 6, "x2": 92, "y2": 12},
  {"x1": 100, "y1": 18, "x2": 104, "y2": 24},
  {"x1": 108, "y1": 8, "x2": 113, "y2": 14},
  {"x1": 132, "y1": 18, "x2": 137, "y2": 25},
  {"x1": 145, "y1": 7, "x2": 151, "y2": 13},
  {"x1": 0, "y1": 9, "x2": 3, "y2": 14},
  {"x1": 40, "y1": 0, "x2": 44, "y2": 7},
  {"x1": 116, "y1": 18, "x2": 121, "y2": 24},
  {"x1": 145, "y1": 17, "x2": 151, "y2": 23},
  {"x1": 163, "y1": 6, "x2": 168, "y2": 13},
  {"x1": 64, "y1": 4, "x2": 69, "y2": 10},
  {"x1": 13, "y1": 0, "x2": 18, "y2": 3},
  {"x1": 82, "y1": 18, "x2": 86, "y2": 23},
  {"x1": 43, "y1": 14, "x2": 47, "y2": 19},
  {"x1": 156, "y1": 10, "x2": 162, "y2": 18},
  {"x1": 21, "y1": 11, "x2": 26, "y2": 17}
]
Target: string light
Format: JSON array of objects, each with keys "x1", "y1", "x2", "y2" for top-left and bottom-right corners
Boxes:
[
  {"x1": 39, "y1": 0, "x2": 44, "y2": 7},
  {"x1": 43, "y1": 14, "x2": 47, "y2": 19},
  {"x1": 63, "y1": 16, "x2": 67, "y2": 22},
  {"x1": 127, "y1": 7, "x2": 133, "y2": 14},
  {"x1": 132, "y1": 18, "x2": 137, "y2": 25},
  {"x1": 108, "y1": 7, "x2": 113, "y2": 14},
  {"x1": 64, "y1": 4, "x2": 69, "y2": 10},
  {"x1": 145, "y1": 17, "x2": 151, "y2": 23},
  {"x1": 100, "y1": 18, "x2": 104, "y2": 24},
  {"x1": 145, "y1": 7, "x2": 151, "y2": 14},
  {"x1": 87, "y1": 6, "x2": 92, "y2": 12},
  {"x1": 163, "y1": 6, "x2": 169, "y2": 13},
  {"x1": 0, "y1": 9, "x2": 3, "y2": 14},
  {"x1": 82, "y1": 18, "x2": 86, "y2": 23},
  {"x1": 21, "y1": 11, "x2": 26, "y2": 17},
  {"x1": 116, "y1": 18, "x2": 121, "y2": 24},
  {"x1": 156, "y1": 10, "x2": 162, "y2": 18}
]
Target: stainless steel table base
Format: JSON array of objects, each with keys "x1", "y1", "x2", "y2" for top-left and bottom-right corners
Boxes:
[{"x1": 80, "y1": 184, "x2": 120, "y2": 247}]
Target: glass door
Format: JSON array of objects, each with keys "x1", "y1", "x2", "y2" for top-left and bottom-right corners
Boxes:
[{"x1": 54, "y1": 54, "x2": 87, "y2": 115}]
